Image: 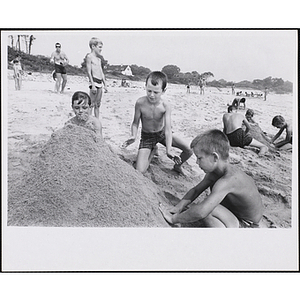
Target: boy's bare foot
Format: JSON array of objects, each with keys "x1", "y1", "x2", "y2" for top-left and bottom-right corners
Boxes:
[{"x1": 173, "y1": 164, "x2": 184, "y2": 175}]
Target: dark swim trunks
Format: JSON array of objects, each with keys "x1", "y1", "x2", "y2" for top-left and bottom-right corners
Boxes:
[
  {"x1": 89, "y1": 77, "x2": 103, "y2": 89},
  {"x1": 238, "y1": 218, "x2": 260, "y2": 228},
  {"x1": 54, "y1": 63, "x2": 67, "y2": 74},
  {"x1": 139, "y1": 130, "x2": 166, "y2": 150},
  {"x1": 226, "y1": 128, "x2": 252, "y2": 148}
]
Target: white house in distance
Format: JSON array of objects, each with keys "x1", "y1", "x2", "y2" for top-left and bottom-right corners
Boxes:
[{"x1": 121, "y1": 65, "x2": 133, "y2": 76}]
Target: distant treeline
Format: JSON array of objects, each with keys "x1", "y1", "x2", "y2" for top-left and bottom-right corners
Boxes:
[{"x1": 8, "y1": 47, "x2": 292, "y2": 94}]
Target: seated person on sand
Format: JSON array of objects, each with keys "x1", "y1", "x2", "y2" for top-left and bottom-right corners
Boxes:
[
  {"x1": 222, "y1": 105, "x2": 268, "y2": 156},
  {"x1": 123, "y1": 71, "x2": 193, "y2": 174},
  {"x1": 158, "y1": 129, "x2": 263, "y2": 228},
  {"x1": 270, "y1": 115, "x2": 292, "y2": 149},
  {"x1": 65, "y1": 91, "x2": 102, "y2": 137},
  {"x1": 232, "y1": 97, "x2": 246, "y2": 110}
]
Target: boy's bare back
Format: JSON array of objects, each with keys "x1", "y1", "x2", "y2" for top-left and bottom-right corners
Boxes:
[
  {"x1": 208, "y1": 164, "x2": 263, "y2": 223},
  {"x1": 223, "y1": 112, "x2": 246, "y2": 134}
]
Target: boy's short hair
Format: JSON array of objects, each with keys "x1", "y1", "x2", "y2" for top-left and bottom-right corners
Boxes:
[
  {"x1": 191, "y1": 129, "x2": 230, "y2": 160},
  {"x1": 245, "y1": 108, "x2": 254, "y2": 118},
  {"x1": 272, "y1": 115, "x2": 285, "y2": 127},
  {"x1": 55, "y1": 42, "x2": 61, "y2": 47},
  {"x1": 146, "y1": 71, "x2": 168, "y2": 91},
  {"x1": 89, "y1": 37, "x2": 103, "y2": 49},
  {"x1": 72, "y1": 91, "x2": 91, "y2": 106},
  {"x1": 227, "y1": 105, "x2": 234, "y2": 113}
]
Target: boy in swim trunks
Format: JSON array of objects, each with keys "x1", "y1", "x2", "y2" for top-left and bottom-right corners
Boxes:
[
  {"x1": 270, "y1": 115, "x2": 292, "y2": 149},
  {"x1": 158, "y1": 129, "x2": 263, "y2": 228},
  {"x1": 86, "y1": 37, "x2": 108, "y2": 119},
  {"x1": 65, "y1": 91, "x2": 102, "y2": 138},
  {"x1": 123, "y1": 71, "x2": 193, "y2": 174},
  {"x1": 222, "y1": 105, "x2": 268, "y2": 156},
  {"x1": 50, "y1": 43, "x2": 69, "y2": 93}
]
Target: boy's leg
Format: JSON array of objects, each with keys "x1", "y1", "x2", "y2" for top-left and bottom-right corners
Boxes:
[
  {"x1": 201, "y1": 204, "x2": 239, "y2": 228},
  {"x1": 249, "y1": 138, "x2": 268, "y2": 155},
  {"x1": 94, "y1": 88, "x2": 103, "y2": 118},
  {"x1": 61, "y1": 74, "x2": 67, "y2": 93},
  {"x1": 55, "y1": 73, "x2": 62, "y2": 92},
  {"x1": 171, "y1": 134, "x2": 193, "y2": 164},
  {"x1": 135, "y1": 148, "x2": 153, "y2": 173}
]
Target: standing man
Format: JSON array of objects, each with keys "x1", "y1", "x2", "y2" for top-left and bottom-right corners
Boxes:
[{"x1": 50, "y1": 42, "x2": 69, "y2": 93}]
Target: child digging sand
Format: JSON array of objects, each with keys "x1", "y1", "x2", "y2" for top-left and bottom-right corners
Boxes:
[
  {"x1": 271, "y1": 115, "x2": 292, "y2": 149},
  {"x1": 123, "y1": 71, "x2": 193, "y2": 174},
  {"x1": 65, "y1": 91, "x2": 102, "y2": 137},
  {"x1": 159, "y1": 129, "x2": 263, "y2": 228}
]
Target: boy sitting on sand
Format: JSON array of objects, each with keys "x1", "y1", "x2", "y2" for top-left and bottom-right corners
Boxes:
[
  {"x1": 85, "y1": 37, "x2": 108, "y2": 119},
  {"x1": 65, "y1": 91, "x2": 102, "y2": 137},
  {"x1": 271, "y1": 115, "x2": 292, "y2": 149},
  {"x1": 223, "y1": 105, "x2": 268, "y2": 156},
  {"x1": 159, "y1": 129, "x2": 263, "y2": 228},
  {"x1": 123, "y1": 71, "x2": 193, "y2": 174}
]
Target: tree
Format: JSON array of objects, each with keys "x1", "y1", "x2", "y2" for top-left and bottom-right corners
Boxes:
[{"x1": 161, "y1": 65, "x2": 180, "y2": 80}]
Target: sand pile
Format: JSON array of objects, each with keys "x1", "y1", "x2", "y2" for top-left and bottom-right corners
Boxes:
[{"x1": 8, "y1": 124, "x2": 168, "y2": 227}]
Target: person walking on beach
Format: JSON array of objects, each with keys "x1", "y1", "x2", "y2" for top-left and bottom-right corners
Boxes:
[
  {"x1": 222, "y1": 105, "x2": 268, "y2": 156},
  {"x1": 123, "y1": 71, "x2": 193, "y2": 174},
  {"x1": 199, "y1": 78, "x2": 205, "y2": 95},
  {"x1": 11, "y1": 55, "x2": 23, "y2": 90},
  {"x1": 158, "y1": 129, "x2": 263, "y2": 228},
  {"x1": 264, "y1": 87, "x2": 268, "y2": 101},
  {"x1": 50, "y1": 42, "x2": 69, "y2": 93},
  {"x1": 85, "y1": 37, "x2": 108, "y2": 119}
]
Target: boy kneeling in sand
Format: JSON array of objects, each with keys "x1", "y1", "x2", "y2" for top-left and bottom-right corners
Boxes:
[
  {"x1": 65, "y1": 91, "x2": 102, "y2": 137},
  {"x1": 271, "y1": 115, "x2": 292, "y2": 149},
  {"x1": 159, "y1": 129, "x2": 263, "y2": 228},
  {"x1": 123, "y1": 71, "x2": 193, "y2": 174}
]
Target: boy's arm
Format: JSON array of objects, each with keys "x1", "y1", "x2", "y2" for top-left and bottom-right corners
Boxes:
[
  {"x1": 170, "y1": 177, "x2": 230, "y2": 224},
  {"x1": 86, "y1": 54, "x2": 96, "y2": 92},
  {"x1": 170, "y1": 175, "x2": 212, "y2": 213},
  {"x1": 285, "y1": 124, "x2": 292, "y2": 141},
  {"x1": 242, "y1": 117, "x2": 251, "y2": 133},
  {"x1": 163, "y1": 103, "x2": 175, "y2": 159},
  {"x1": 93, "y1": 118, "x2": 103, "y2": 138},
  {"x1": 63, "y1": 52, "x2": 69, "y2": 65},
  {"x1": 271, "y1": 127, "x2": 284, "y2": 143},
  {"x1": 50, "y1": 52, "x2": 55, "y2": 64},
  {"x1": 222, "y1": 114, "x2": 227, "y2": 133},
  {"x1": 122, "y1": 101, "x2": 141, "y2": 148}
]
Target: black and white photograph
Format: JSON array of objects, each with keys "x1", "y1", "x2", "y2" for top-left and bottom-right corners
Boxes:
[{"x1": 1, "y1": 29, "x2": 298, "y2": 272}]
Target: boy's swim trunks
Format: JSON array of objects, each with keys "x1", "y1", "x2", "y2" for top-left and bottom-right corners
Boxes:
[
  {"x1": 54, "y1": 63, "x2": 67, "y2": 74},
  {"x1": 89, "y1": 77, "x2": 103, "y2": 89},
  {"x1": 139, "y1": 130, "x2": 166, "y2": 150},
  {"x1": 226, "y1": 128, "x2": 252, "y2": 148},
  {"x1": 238, "y1": 218, "x2": 260, "y2": 228}
]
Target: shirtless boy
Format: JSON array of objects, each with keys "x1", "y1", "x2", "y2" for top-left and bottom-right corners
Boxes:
[
  {"x1": 65, "y1": 91, "x2": 102, "y2": 137},
  {"x1": 271, "y1": 115, "x2": 292, "y2": 149},
  {"x1": 123, "y1": 71, "x2": 193, "y2": 174},
  {"x1": 86, "y1": 37, "x2": 108, "y2": 118},
  {"x1": 50, "y1": 43, "x2": 69, "y2": 93},
  {"x1": 11, "y1": 55, "x2": 23, "y2": 90},
  {"x1": 159, "y1": 129, "x2": 263, "y2": 228},
  {"x1": 223, "y1": 105, "x2": 268, "y2": 156}
]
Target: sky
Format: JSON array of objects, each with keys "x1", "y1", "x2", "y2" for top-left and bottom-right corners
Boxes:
[{"x1": 4, "y1": 29, "x2": 297, "y2": 82}]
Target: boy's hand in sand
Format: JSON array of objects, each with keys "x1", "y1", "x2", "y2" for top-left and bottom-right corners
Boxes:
[
  {"x1": 122, "y1": 137, "x2": 135, "y2": 148},
  {"x1": 167, "y1": 153, "x2": 182, "y2": 164},
  {"x1": 158, "y1": 203, "x2": 175, "y2": 224},
  {"x1": 104, "y1": 86, "x2": 108, "y2": 93}
]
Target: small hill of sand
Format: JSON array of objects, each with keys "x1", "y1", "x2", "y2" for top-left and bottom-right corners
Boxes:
[{"x1": 8, "y1": 124, "x2": 168, "y2": 227}]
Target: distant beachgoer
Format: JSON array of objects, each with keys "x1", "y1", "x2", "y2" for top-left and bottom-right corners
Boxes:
[
  {"x1": 186, "y1": 83, "x2": 190, "y2": 93},
  {"x1": 50, "y1": 42, "x2": 69, "y2": 93},
  {"x1": 199, "y1": 78, "x2": 205, "y2": 95},
  {"x1": 271, "y1": 115, "x2": 292, "y2": 149},
  {"x1": 158, "y1": 129, "x2": 263, "y2": 228},
  {"x1": 223, "y1": 105, "x2": 268, "y2": 156},
  {"x1": 264, "y1": 87, "x2": 268, "y2": 101},
  {"x1": 11, "y1": 55, "x2": 23, "y2": 90},
  {"x1": 86, "y1": 37, "x2": 108, "y2": 119},
  {"x1": 122, "y1": 71, "x2": 193, "y2": 174},
  {"x1": 231, "y1": 83, "x2": 235, "y2": 95},
  {"x1": 65, "y1": 91, "x2": 102, "y2": 137}
]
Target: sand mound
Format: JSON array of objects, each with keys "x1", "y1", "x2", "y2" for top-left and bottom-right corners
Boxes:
[{"x1": 8, "y1": 124, "x2": 168, "y2": 227}]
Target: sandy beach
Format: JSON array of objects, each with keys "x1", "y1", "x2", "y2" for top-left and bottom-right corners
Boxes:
[{"x1": 6, "y1": 70, "x2": 294, "y2": 228}]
